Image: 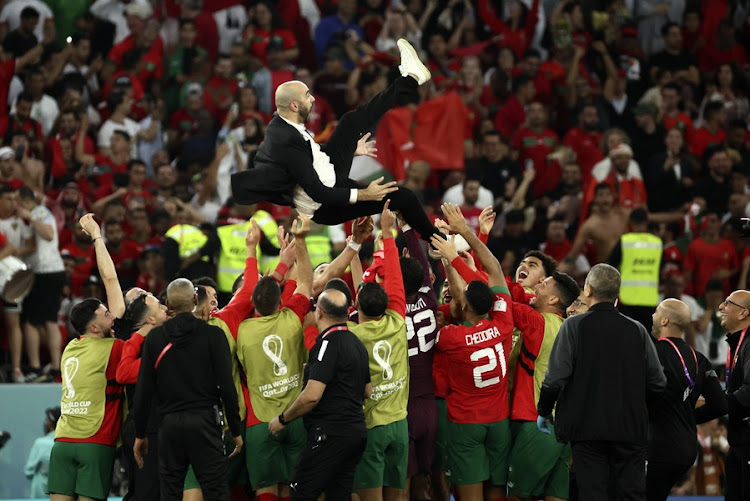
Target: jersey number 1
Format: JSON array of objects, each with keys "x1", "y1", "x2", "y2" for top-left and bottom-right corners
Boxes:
[{"x1": 471, "y1": 342, "x2": 507, "y2": 388}]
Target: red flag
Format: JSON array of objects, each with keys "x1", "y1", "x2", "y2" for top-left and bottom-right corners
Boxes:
[{"x1": 376, "y1": 92, "x2": 469, "y2": 180}]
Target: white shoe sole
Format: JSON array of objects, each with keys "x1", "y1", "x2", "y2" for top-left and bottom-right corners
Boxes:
[{"x1": 397, "y1": 39, "x2": 431, "y2": 85}]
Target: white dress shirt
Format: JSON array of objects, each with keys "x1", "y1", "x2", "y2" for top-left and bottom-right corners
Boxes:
[{"x1": 280, "y1": 115, "x2": 357, "y2": 217}]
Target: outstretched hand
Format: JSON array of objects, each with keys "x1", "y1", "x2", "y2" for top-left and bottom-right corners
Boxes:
[
  {"x1": 359, "y1": 177, "x2": 398, "y2": 202},
  {"x1": 355, "y1": 132, "x2": 378, "y2": 158},
  {"x1": 429, "y1": 233, "x2": 458, "y2": 262},
  {"x1": 245, "y1": 219, "x2": 262, "y2": 248},
  {"x1": 478, "y1": 206, "x2": 496, "y2": 235},
  {"x1": 291, "y1": 215, "x2": 311, "y2": 237},
  {"x1": 441, "y1": 203, "x2": 470, "y2": 235},
  {"x1": 352, "y1": 216, "x2": 374, "y2": 244},
  {"x1": 380, "y1": 200, "x2": 395, "y2": 234},
  {"x1": 79, "y1": 213, "x2": 102, "y2": 240}
]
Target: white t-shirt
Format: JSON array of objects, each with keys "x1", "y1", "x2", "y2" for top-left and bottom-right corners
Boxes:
[
  {"x1": 11, "y1": 94, "x2": 59, "y2": 136},
  {"x1": 97, "y1": 118, "x2": 139, "y2": 157},
  {"x1": 442, "y1": 183, "x2": 494, "y2": 208},
  {"x1": 0, "y1": 0, "x2": 53, "y2": 42},
  {"x1": 27, "y1": 205, "x2": 64, "y2": 274}
]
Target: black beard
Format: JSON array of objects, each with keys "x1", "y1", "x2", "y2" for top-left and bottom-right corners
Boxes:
[{"x1": 62, "y1": 199, "x2": 78, "y2": 209}]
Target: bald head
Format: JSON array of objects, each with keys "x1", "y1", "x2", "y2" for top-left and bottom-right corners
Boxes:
[
  {"x1": 719, "y1": 289, "x2": 750, "y2": 332},
  {"x1": 275, "y1": 81, "x2": 307, "y2": 112},
  {"x1": 661, "y1": 298, "x2": 691, "y2": 330},
  {"x1": 317, "y1": 289, "x2": 349, "y2": 322},
  {"x1": 167, "y1": 278, "x2": 196, "y2": 312}
]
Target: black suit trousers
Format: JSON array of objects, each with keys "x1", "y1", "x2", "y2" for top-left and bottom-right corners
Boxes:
[
  {"x1": 726, "y1": 445, "x2": 750, "y2": 501},
  {"x1": 572, "y1": 441, "x2": 647, "y2": 501},
  {"x1": 314, "y1": 76, "x2": 438, "y2": 239}
]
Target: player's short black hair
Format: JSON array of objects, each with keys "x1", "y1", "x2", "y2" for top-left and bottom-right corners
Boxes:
[
  {"x1": 195, "y1": 285, "x2": 209, "y2": 308},
  {"x1": 20, "y1": 6, "x2": 40, "y2": 19},
  {"x1": 661, "y1": 21, "x2": 680, "y2": 36},
  {"x1": 523, "y1": 250, "x2": 557, "y2": 277},
  {"x1": 232, "y1": 274, "x2": 244, "y2": 294},
  {"x1": 400, "y1": 257, "x2": 424, "y2": 298},
  {"x1": 252, "y1": 276, "x2": 281, "y2": 316},
  {"x1": 552, "y1": 271, "x2": 581, "y2": 313},
  {"x1": 70, "y1": 298, "x2": 103, "y2": 336},
  {"x1": 193, "y1": 276, "x2": 218, "y2": 291},
  {"x1": 630, "y1": 208, "x2": 649, "y2": 225},
  {"x1": 465, "y1": 280, "x2": 493, "y2": 316},
  {"x1": 358, "y1": 282, "x2": 389, "y2": 318}
]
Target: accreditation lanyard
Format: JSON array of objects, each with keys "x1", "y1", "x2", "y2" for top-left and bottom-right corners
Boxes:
[
  {"x1": 321, "y1": 325, "x2": 348, "y2": 339},
  {"x1": 726, "y1": 326, "x2": 748, "y2": 387},
  {"x1": 660, "y1": 337, "x2": 698, "y2": 388}
]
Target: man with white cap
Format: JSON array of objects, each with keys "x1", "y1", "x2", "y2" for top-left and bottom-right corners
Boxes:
[{"x1": 0, "y1": 147, "x2": 20, "y2": 183}]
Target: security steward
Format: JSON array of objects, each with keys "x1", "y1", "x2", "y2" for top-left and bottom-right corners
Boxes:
[
  {"x1": 216, "y1": 200, "x2": 279, "y2": 305},
  {"x1": 647, "y1": 298, "x2": 727, "y2": 501},
  {"x1": 132, "y1": 278, "x2": 243, "y2": 501},
  {"x1": 537, "y1": 263, "x2": 666, "y2": 501},
  {"x1": 269, "y1": 286, "x2": 372, "y2": 501},
  {"x1": 718, "y1": 289, "x2": 750, "y2": 501},
  {"x1": 608, "y1": 208, "x2": 662, "y2": 332}
]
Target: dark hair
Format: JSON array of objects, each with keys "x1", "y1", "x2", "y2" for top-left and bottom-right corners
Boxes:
[
  {"x1": 703, "y1": 101, "x2": 724, "y2": 122},
  {"x1": 661, "y1": 82, "x2": 681, "y2": 94},
  {"x1": 512, "y1": 74, "x2": 533, "y2": 94},
  {"x1": 661, "y1": 21, "x2": 680, "y2": 37},
  {"x1": 195, "y1": 285, "x2": 209, "y2": 307},
  {"x1": 318, "y1": 293, "x2": 349, "y2": 320},
  {"x1": 324, "y1": 278, "x2": 353, "y2": 305},
  {"x1": 232, "y1": 274, "x2": 244, "y2": 294},
  {"x1": 103, "y1": 219, "x2": 121, "y2": 230},
  {"x1": 125, "y1": 293, "x2": 150, "y2": 329},
  {"x1": 400, "y1": 257, "x2": 424, "y2": 298},
  {"x1": 703, "y1": 144, "x2": 728, "y2": 167},
  {"x1": 523, "y1": 250, "x2": 557, "y2": 277},
  {"x1": 178, "y1": 17, "x2": 196, "y2": 29},
  {"x1": 18, "y1": 186, "x2": 35, "y2": 200},
  {"x1": 107, "y1": 89, "x2": 128, "y2": 112},
  {"x1": 20, "y1": 6, "x2": 40, "y2": 19},
  {"x1": 358, "y1": 282, "x2": 389, "y2": 318},
  {"x1": 17, "y1": 90, "x2": 33, "y2": 105},
  {"x1": 630, "y1": 207, "x2": 648, "y2": 224},
  {"x1": 594, "y1": 181, "x2": 612, "y2": 194},
  {"x1": 465, "y1": 280, "x2": 493, "y2": 316},
  {"x1": 70, "y1": 298, "x2": 103, "y2": 335},
  {"x1": 217, "y1": 52, "x2": 231, "y2": 62},
  {"x1": 552, "y1": 271, "x2": 580, "y2": 313},
  {"x1": 111, "y1": 130, "x2": 131, "y2": 142},
  {"x1": 70, "y1": 31, "x2": 90, "y2": 45},
  {"x1": 193, "y1": 277, "x2": 218, "y2": 291},
  {"x1": 252, "y1": 276, "x2": 281, "y2": 316},
  {"x1": 126, "y1": 160, "x2": 145, "y2": 173}
]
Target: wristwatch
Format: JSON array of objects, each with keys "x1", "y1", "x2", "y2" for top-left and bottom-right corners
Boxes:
[{"x1": 278, "y1": 412, "x2": 288, "y2": 425}]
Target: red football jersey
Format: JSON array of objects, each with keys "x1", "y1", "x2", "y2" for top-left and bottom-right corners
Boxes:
[{"x1": 436, "y1": 286, "x2": 514, "y2": 424}]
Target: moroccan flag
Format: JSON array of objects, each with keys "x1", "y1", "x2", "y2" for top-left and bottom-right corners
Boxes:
[{"x1": 375, "y1": 91, "x2": 469, "y2": 180}]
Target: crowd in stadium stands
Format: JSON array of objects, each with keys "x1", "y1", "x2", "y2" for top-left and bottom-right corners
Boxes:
[{"x1": 1, "y1": 0, "x2": 750, "y2": 497}]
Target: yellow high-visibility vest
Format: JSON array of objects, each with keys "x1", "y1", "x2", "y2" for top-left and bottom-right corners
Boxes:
[
  {"x1": 216, "y1": 211, "x2": 279, "y2": 293},
  {"x1": 164, "y1": 224, "x2": 208, "y2": 259},
  {"x1": 619, "y1": 232, "x2": 662, "y2": 307}
]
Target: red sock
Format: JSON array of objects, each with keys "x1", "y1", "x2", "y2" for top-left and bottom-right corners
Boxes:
[{"x1": 257, "y1": 493, "x2": 278, "y2": 501}]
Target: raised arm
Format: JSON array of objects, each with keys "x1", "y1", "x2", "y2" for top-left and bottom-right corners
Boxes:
[
  {"x1": 380, "y1": 201, "x2": 405, "y2": 317},
  {"x1": 401, "y1": 216, "x2": 431, "y2": 287},
  {"x1": 440, "y1": 203, "x2": 504, "y2": 288},
  {"x1": 312, "y1": 216, "x2": 373, "y2": 297},
  {"x1": 291, "y1": 215, "x2": 313, "y2": 298},
  {"x1": 217, "y1": 220, "x2": 263, "y2": 330},
  {"x1": 79, "y1": 213, "x2": 125, "y2": 318}
]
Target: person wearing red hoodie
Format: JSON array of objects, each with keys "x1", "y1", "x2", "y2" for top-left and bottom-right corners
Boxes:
[{"x1": 478, "y1": 0, "x2": 539, "y2": 59}]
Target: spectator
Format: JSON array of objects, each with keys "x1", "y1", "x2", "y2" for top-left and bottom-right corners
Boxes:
[
  {"x1": 584, "y1": 143, "x2": 648, "y2": 219},
  {"x1": 0, "y1": 90, "x2": 43, "y2": 145},
  {"x1": 683, "y1": 211, "x2": 738, "y2": 298},
  {"x1": 645, "y1": 128, "x2": 697, "y2": 212},
  {"x1": 18, "y1": 186, "x2": 66, "y2": 382},
  {"x1": 649, "y1": 21, "x2": 700, "y2": 87},
  {"x1": 474, "y1": 131, "x2": 517, "y2": 202},
  {"x1": 512, "y1": 101, "x2": 559, "y2": 197},
  {"x1": 698, "y1": 20, "x2": 748, "y2": 73},
  {"x1": 244, "y1": 0, "x2": 299, "y2": 68},
  {"x1": 24, "y1": 407, "x2": 60, "y2": 497},
  {"x1": 495, "y1": 74, "x2": 536, "y2": 140},
  {"x1": 630, "y1": 102, "x2": 666, "y2": 168},
  {"x1": 11, "y1": 66, "x2": 58, "y2": 136},
  {"x1": 314, "y1": 0, "x2": 363, "y2": 68},
  {"x1": 1, "y1": 6, "x2": 39, "y2": 58},
  {"x1": 97, "y1": 89, "x2": 139, "y2": 157},
  {"x1": 660, "y1": 82, "x2": 694, "y2": 136},
  {"x1": 696, "y1": 145, "x2": 732, "y2": 214},
  {"x1": 61, "y1": 32, "x2": 101, "y2": 100},
  {"x1": 442, "y1": 169, "x2": 494, "y2": 210},
  {"x1": 375, "y1": 4, "x2": 421, "y2": 52},
  {"x1": 103, "y1": 218, "x2": 139, "y2": 289},
  {"x1": 562, "y1": 104, "x2": 604, "y2": 184},
  {"x1": 690, "y1": 100, "x2": 726, "y2": 160},
  {"x1": 203, "y1": 53, "x2": 237, "y2": 124}
]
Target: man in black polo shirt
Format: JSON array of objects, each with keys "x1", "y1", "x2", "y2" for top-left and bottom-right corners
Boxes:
[{"x1": 269, "y1": 286, "x2": 371, "y2": 501}]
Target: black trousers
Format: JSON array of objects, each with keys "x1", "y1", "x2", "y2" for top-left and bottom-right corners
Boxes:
[
  {"x1": 572, "y1": 441, "x2": 647, "y2": 501},
  {"x1": 726, "y1": 445, "x2": 750, "y2": 501},
  {"x1": 159, "y1": 410, "x2": 228, "y2": 501},
  {"x1": 645, "y1": 460, "x2": 691, "y2": 501},
  {"x1": 122, "y1": 415, "x2": 160, "y2": 501},
  {"x1": 289, "y1": 433, "x2": 367, "y2": 501},
  {"x1": 312, "y1": 76, "x2": 438, "y2": 240}
]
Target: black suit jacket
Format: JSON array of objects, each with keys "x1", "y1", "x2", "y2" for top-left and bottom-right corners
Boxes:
[{"x1": 231, "y1": 114, "x2": 353, "y2": 208}]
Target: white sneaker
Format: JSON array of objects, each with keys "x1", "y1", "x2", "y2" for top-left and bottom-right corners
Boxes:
[
  {"x1": 427, "y1": 234, "x2": 472, "y2": 260},
  {"x1": 397, "y1": 39, "x2": 431, "y2": 85}
]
